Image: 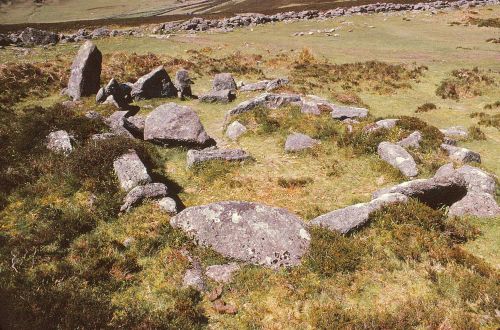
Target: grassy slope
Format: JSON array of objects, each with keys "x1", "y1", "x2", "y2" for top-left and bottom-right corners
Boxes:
[{"x1": 0, "y1": 6, "x2": 499, "y2": 328}]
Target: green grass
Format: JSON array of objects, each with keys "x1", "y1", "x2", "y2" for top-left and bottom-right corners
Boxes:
[{"x1": 1, "y1": 6, "x2": 500, "y2": 329}]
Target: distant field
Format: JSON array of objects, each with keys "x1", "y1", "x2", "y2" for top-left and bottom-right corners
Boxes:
[{"x1": 0, "y1": 0, "x2": 425, "y2": 25}]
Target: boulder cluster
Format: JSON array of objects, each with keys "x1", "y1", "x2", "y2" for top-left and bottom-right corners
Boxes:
[{"x1": 44, "y1": 39, "x2": 499, "y2": 282}]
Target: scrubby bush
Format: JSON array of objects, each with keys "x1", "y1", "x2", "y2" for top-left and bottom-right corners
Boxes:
[
  {"x1": 468, "y1": 125, "x2": 486, "y2": 140},
  {"x1": 277, "y1": 177, "x2": 313, "y2": 188},
  {"x1": 304, "y1": 226, "x2": 365, "y2": 276},
  {"x1": 470, "y1": 112, "x2": 500, "y2": 129},
  {"x1": 436, "y1": 67, "x2": 496, "y2": 100},
  {"x1": 415, "y1": 102, "x2": 437, "y2": 113}
]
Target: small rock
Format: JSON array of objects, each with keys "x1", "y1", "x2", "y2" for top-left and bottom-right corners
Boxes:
[
  {"x1": 331, "y1": 104, "x2": 368, "y2": 120},
  {"x1": 448, "y1": 192, "x2": 500, "y2": 217},
  {"x1": 205, "y1": 263, "x2": 240, "y2": 283},
  {"x1": 46, "y1": 130, "x2": 73, "y2": 155},
  {"x1": 440, "y1": 144, "x2": 481, "y2": 163},
  {"x1": 397, "y1": 131, "x2": 422, "y2": 149},
  {"x1": 120, "y1": 183, "x2": 168, "y2": 212},
  {"x1": 175, "y1": 69, "x2": 194, "y2": 99},
  {"x1": 157, "y1": 197, "x2": 177, "y2": 215},
  {"x1": 199, "y1": 89, "x2": 236, "y2": 103},
  {"x1": 284, "y1": 133, "x2": 319, "y2": 152},
  {"x1": 113, "y1": 150, "x2": 152, "y2": 191},
  {"x1": 213, "y1": 73, "x2": 237, "y2": 91},
  {"x1": 440, "y1": 126, "x2": 468, "y2": 139},
  {"x1": 377, "y1": 142, "x2": 418, "y2": 178},
  {"x1": 105, "y1": 111, "x2": 134, "y2": 137},
  {"x1": 187, "y1": 148, "x2": 251, "y2": 167},
  {"x1": 182, "y1": 260, "x2": 206, "y2": 292},
  {"x1": 226, "y1": 121, "x2": 247, "y2": 141},
  {"x1": 123, "y1": 115, "x2": 145, "y2": 138},
  {"x1": 364, "y1": 119, "x2": 398, "y2": 132}
]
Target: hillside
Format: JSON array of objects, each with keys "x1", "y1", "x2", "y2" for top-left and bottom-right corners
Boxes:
[{"x1": 0, "y1": 1, "x2": 499, "y2": 329}]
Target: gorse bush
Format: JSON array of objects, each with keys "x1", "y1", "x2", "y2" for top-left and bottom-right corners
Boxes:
[
  {"x1": 436, "y1": 67, "x2": 496, "y2": 100},
  {"x1": 415, "y1": 102, "x2": 437, "y2": 113},
  {"x1": 470, "y1": 112, "x2": 500, "y2": 130}
]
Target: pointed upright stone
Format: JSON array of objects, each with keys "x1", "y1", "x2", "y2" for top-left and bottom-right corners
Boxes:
[{"x1": 66, "y1": 41, "x2": 102, "y2": 101}]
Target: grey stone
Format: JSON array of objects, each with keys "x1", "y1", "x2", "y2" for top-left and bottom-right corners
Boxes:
[
  {"x1": 240, "y1": 80, "x2": 270, "y2": 92},
  {"x1": 364, "y1": 119, "x2": 398, "y2": 132},
  {"x1": 46, "y1": 130, "x2": 72, "y2": 155},
  {"x1": 182, "y1": 260, "x2": 206, "y2": 292},
  {"x1": 66, "y1": 41, "x2": 102, "y2": 101},
  {"x1": 96, "y1": 78, "x2": 132, "y2": 107},
  {"x1": 175, "y1": 69, "x2": 194, "y2": 98},
  {"x1": 265, "y1": 77, "x2": 289, "y2": 91},
  {"x1": 440, "y1": 144, "x2": 481, "y2": 163},
  {"x1": 448, "y1": 192, "x2": 500, "y2": 217},
  {"x1": 440, "y1": 126, "x2": 468, "y2": 139},
  {"x1": 91, "y1": 133, "x2": 116, "y2": 140},
  {"x1": 377, "y1": 142, "x2": 418, "y2": 178},
  {"x1": 120, "y1": 183, "x2": 168, "y2": 212},
  {"x1": 397, "y1": 131, "x2": 422, "y2": 149},
  {"x1": 227, "y1": 93, "x2": 301, "y2": 117},
  {"x1": 331, "y1": 104, "x2": 368, "y2": 120},
  {"x1": 144, "y1": 103, "x2": 212, "y2": 147},
  {"x1": 157, "y1": 197, "x2": 177, "y2": 215},
  {"x1": 226, "y1": 121, "x2": 247, "y2": 141},
  {"x1": 455, "y1": 165, "x2": 496, "y2": 195},
  {"x1": 18, "y1": 27, "x2": 59, "y2": 46},
  {"x1": 131, "y1": 66, "x2": 177, "y2": 100},
  {"x1": 213, "y1": 73, "x2": 237, "y2": 91},
  {"x1": 187, "y1": 148, "x2": 251, "y2": 167},
  {"x1": 300, "y1": 95, "x2": 334, "y2": 115},
  {"x1": 170, "y1": 201, "x2": 311, "y2": 268},
  {"x1": 205, "y1": 263, "x2": 240, "y2": 283},
  {"x1": 310, "y1": 193, "x2": 408, "y2": 234},
  {"x1": 113, "y1": 150, "x2": 152, "y2": 191},
  {"x1": 284, "y1": 133, "x2": 319, "y2": 152},
  {"x1": 123, "y1": 115, "x2": 145, "y2": 138},
  {"x1": 199, "y1": 89, "x2": 236, "y2": 103},
  {"x1": 105, "y1": 111, "x2": 133, "y2": 137}
]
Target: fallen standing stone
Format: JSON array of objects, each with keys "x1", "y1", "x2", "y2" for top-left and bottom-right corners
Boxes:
[
  {"x1": 284, "y1": 133, "x2": 319, "y2": 152},
  {"x1": 120, "y1": 183, "x2": 168, "y2": 212},
  {"x1": 377, "y1": 142, "x2": 418, "y2": 178},
  {"x1": 186, "y1": 147, "x2": 251, "y2": 167}
]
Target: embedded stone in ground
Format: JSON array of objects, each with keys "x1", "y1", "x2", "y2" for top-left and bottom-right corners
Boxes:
[
  {"x1": 397, "y1": 131, "x2": 422, "y2": 149},
  {"x1": 186, "y1": 147, "x2": 251, "y2": 167},
  {"x1": 225, "y1": 121, "x2": 247, "y2": 141},
  {"x1": 440, "y1": 144, "x2": 481, "y2": 163},
  {"x1": 170, "y1": 201, "x2": 311, "y2": 268},
  {"x1": 284, "y1": 133, "x2": 319, "y2": 152},
  {"x1": 331, "y1": 104, "x2": 368, "y2": 120},
  {"x1": 377, "y1": 142, "x2": 418, "y2": 178},
  {"x1": 46, "y1": 130, "x2": 73, "y2": 155},
  {"x1": 199, "y1": 89, "x2": 236, "y2": 103},
  {"x1": 205, "y1": 263, "x2": 241, "y2": 283},
  {"x1": 113, "y1": 150, "x2": 152, "y2": 192},
  {"x1": 120, "y1": 183, "x2": 168, "y2": 212},
  {"x1": 310, "y1": 193, "x2": 408, "y2": 234}
]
